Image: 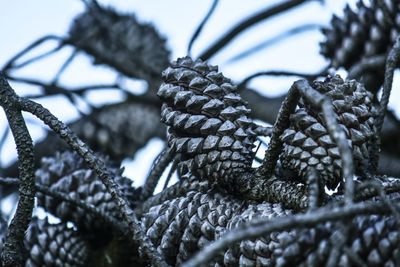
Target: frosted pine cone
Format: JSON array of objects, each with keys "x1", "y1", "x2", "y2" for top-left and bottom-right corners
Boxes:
[
  {"x1": 279, "y1": 76, "x2": 376, "y2": 189},
  {"x1": 35, "y1": 151, "x2": 138, "y2": 234},
  {"x1": 321, "y1": 0, "x2": 400, "y2": 69},
  {"x1": 24, "y1": 218, "x2": 88, "y2": 267},
  {"x1": 68, "y1": 3, "x2": 170, "y2": 83},
  {"x1": 158, "y1": 57, "x2": 263, "y2": 187}
]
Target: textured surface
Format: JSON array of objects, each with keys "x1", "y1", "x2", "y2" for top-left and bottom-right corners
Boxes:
[
  {"x1": 68, "y1": 3, "x2": 170, "y2": 83},
  {"x1": 320, "y1": 0, "x2": 400, "y2": 69},
  {"x1": 70, "y1": 102, "x2": 164, "y2": 161},
  {"x1": 24, "y1": 218, "x2": 88, "y2": 267},
  {"x1": 35, "y1": 151, "x2": 138, "y2": 234},
  {"x1": 158, "y1": 57, "x2": 265, "y2": 189},
  {"x1": 279, "y1": 75, "x2": 376, "y2": 189}
]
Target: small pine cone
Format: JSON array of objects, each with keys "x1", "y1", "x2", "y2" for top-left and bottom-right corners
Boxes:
[
  {"x1": 279, "y1": 75, "x2": 376, "y2": 189},
  {"x1": 68, "y1": 3, "x2": 170, "y2": 83},
  {"x1": 35, "y1": 151, "x2": 138, "y2": 233},
  {"x1": 321, "y1": 0, "x2": 400, "y2": 70},
  {"x1": 158, "y1": 57, "x2": 261, "y2": 188},
  {"x1": 276, "y1": 215, "x2": 400, "y2": 267},
  {"x1": 24, "y1": 218, "x2": 88, "y2": 267},
  {"x1": 71, "y1": 102, "x2": 164, "y2": 161}
]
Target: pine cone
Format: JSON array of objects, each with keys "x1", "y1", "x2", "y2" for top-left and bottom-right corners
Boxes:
[
  {"x1": 279, "y1": 75, "x2": 376, "y2": 189},
  {"x1": 35, "y1": 151, "x2": 138, "y2": 234},
  {"x1": 24, "y1": 218, "x2": 88, "y2": 267},
  {"x1": 158, "y1": 57, "x2": 262, "y2": 188},
  {"x1": 68, "y1": 3, "x2": 170, "y2": 83},
  {"x1": 141, "y1": 189, "x2": 293, "y2": 266},
  {"x1": 321, "y1": 0, "x2": 399, "y2": 70},
  {"x1": 71, "y1": 102, "x2": 164, "y2": 161},
  {"x1": 276, "y1": 215, "x2": 400, "y2": 267}
]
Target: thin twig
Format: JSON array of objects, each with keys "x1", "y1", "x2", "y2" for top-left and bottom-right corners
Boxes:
[
  {"x1": 0, "y1": 76, "x2": 36, "y2": 267},
  {"x1": 1, "y1": 35, "x2": 63, "y2": 72},
  {"x1": 187, "y1": 0, "x2": 219, "y2": 56},
  {"x1": 228, "y1": 23, "x2": 322, "y2": 63},
  {"x1": 198, "y1": 0, "x2": 310, "y2": 60}
]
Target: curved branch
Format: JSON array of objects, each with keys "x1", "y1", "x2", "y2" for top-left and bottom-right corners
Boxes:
[
  {"x1": 198, "y1": 0, "x2": 311, "y2": 60},
  {"x1": 0, "y1": 76, "x2": 35, "y2": 267}
]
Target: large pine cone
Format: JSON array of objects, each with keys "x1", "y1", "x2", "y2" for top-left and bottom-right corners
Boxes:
[
  {"x1": 279, "y1": 76, "x2": 376, "y2": 189},
  {"x1": 158, "y1": 57, "x2": 262, "y2": 187},
  {"x1": 141, "y1": 189, "x2": 293, "y2": 266},
  {"x1": 35, "y1": 151, "x2": 138, "y2": 234},
  {"x1": 24, "y1": 218, "x2": 88, "y2": 267},
  {"x1": 68, "y1": 3, "x2": 170, "y2": 83},
  {"x1": 320, "y1": 0, "x2": 400, "y2": 70}
]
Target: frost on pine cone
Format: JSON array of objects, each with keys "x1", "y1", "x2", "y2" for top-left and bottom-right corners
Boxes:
[
  {"x1": 35, "y1": 151, "x2": 137, "y2": 235},
  {"x1": 321, "y1": 0, "x2": 400, "y2": 69},
  {"x1": 279, "y1": 76, "x2": 376, "y2": 189},
  {"x1": 24, "y1": 218, "x2": 88, "y2": 267},
  {"x1": 157, "y1": 57, "x2": 264, "y2": 188},
  {"x1": 68, "y1": 3, "x2": 170, "y2": 83}
]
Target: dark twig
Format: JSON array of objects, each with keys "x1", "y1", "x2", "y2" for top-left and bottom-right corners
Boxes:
[
  {"x1": 306, "y1": 168, "x2": 320, "y2": 210},
  {"x1": 182, "y1": 200, "x2": 398, "y2": 267},
  {"x1": 259, "y1": 81, "x2": 300, "y2": 177},
  {"x1": 369, "y1": 37, "x2": 400, "y2": 173},
  {"x1": 0, "y1": 76, "x2": 36, "y2": 267},
  {"x1": 15, "y1": 97, "x2": 168, "y2": 266},
  {"x1": 187, "y1": 0, "x2": 219, "y2": 56},
  {"x1": 198, "y1": 0, "x2": 310, "y2": 60},
  {"x1": 51, "y1": 50, "x2": 77, "y2": 84},
  {"x1": 347, "y1": 54, "x2": 386, "y2": 80},
  {"x1": 237, "y1": 69, "x2": 328, "y2": 89},
  {"x1": 140, "y1": 147, "x2": 174, "y2": 201},
  {"x1": 2, "y1": 35, "x2": 63, "y2": 72},
  {"x1": 228, "y1": 23, "x2": 322, "y2": 63}
]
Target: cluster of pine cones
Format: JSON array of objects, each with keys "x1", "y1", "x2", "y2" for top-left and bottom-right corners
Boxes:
[{"x1": 2, "y1": 0, "x2": 400, "y2": 266}]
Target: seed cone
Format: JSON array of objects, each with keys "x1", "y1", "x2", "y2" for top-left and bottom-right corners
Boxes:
[
  {"x1": 68, "y1": 3, "x2": 170, "y2": 83},
  {"x1": 24, "y1": 218, "x2": 88, "y2": 267},
  {"x1": 321, "y1": 0, "x2": 400, "y2": 70},
  {"x1": 35, "y1": 151, "x2": 138, "y2": 234},
  {"x1": 157, "y1": 57, "x2": 263, "y2": 188},
  {"x1": 279, "y1": 75, "x2": 376, "y2": 189},
  {"x1": 276, "y1": 215, "x2": 400, "y2": 267},
  {"x1": 320, "y1": 0, "x2": 400, "y2": 92},
  {"x1": 141, "y1": 189, "x2": 292, "y2": 266}
]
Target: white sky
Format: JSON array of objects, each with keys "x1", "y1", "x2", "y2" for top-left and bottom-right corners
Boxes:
[{"x1": 1, "y1": 0, "x2": 399, "y2": 215}]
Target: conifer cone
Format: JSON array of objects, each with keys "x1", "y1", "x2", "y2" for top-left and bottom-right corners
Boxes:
[
  {"x1": 157, "y1": 57, "x2": 264, "y2": 187},
  {"x1": 279, "y1": 75, "x2": 376, "y2": 189},
  {"x1": 320, "y1": 0, "x2": 400, "y2": 70},
  {"x1": 141, "y1": 190, "x2": 292, "y2": 266},
  {"x1": 70, "y1": 102, "x2": 164, "y2": 161},
  {"x1": 276, "y1": 215, "x2": 400, "y2": 267},
  {"x1": 35, "y1": 151, "x2": 138, "y2": 233},
  {"x1": 68, "y1": 3, "x2": 170, "y2": 84},
  {"x1": 24, "y1": 218, "x2": 88, "y2": 267}
]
